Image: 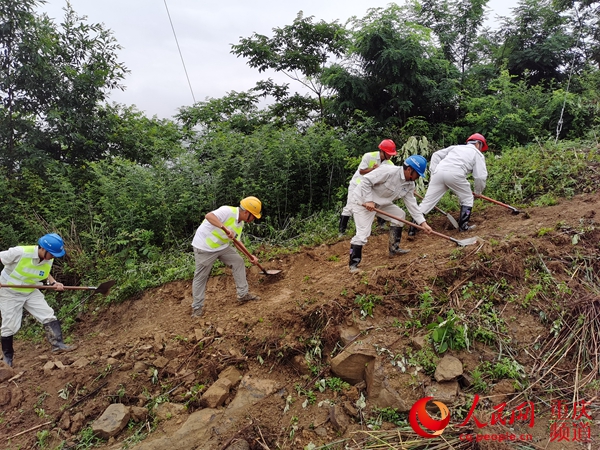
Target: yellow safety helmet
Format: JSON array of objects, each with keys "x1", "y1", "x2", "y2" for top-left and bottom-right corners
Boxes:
[{"x1": 240, "y1": 196, "x2": 262, "y2": 219}]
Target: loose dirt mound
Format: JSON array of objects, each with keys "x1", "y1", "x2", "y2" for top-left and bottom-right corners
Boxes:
[{"x1": 2, "y1": 193, "x2": 599, "y2": 449}]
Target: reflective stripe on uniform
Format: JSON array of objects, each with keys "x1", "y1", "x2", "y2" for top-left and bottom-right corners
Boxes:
[
  {"x1": 1, "y1": 246, "x2": 53, "y2": 293},
  {"x1": 205, "y1": 206, "x2": 243, "y2": 249}
]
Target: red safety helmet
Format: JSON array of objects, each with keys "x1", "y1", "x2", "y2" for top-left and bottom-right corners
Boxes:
[
  {"x1": 378, "y1": 139, "x2": 397, "y2": 156},
  {"x1": 466, "y1": 133, "x2": 488, "y2": 152}
]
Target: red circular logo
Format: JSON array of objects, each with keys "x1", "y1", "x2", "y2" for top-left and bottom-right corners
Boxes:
[{"x1": 409, "y1": 397, "x2": 450, "y2": 438}]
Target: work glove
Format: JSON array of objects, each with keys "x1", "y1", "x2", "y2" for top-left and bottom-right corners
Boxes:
[{"x1": 474, "y1": 179, "x2": 486, "y2": 195}]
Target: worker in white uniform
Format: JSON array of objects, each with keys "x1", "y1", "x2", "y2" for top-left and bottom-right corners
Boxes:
[
  {"x1": 1, "y1": 233, "x2": 77, "y2": 367},
  {"x1": 346, "y1": 155, "x2": 433, "y2": 273},
  {"x1": 339, "y1": 139, "x2": 397, "y2": 236},
  {"x1": 412, "y1": 133, "x2": 488, "y2": 234}
]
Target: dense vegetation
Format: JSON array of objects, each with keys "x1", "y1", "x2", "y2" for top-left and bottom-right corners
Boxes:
[{"x1": 1, "y1": 0, "x2": 599, "y2": 316}]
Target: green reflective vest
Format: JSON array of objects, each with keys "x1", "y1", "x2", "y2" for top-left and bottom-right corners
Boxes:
[
  {"x1": 3, "y1": 246, "x2": 53, "y2": 293},
  {"x1": 205, "y1": 207, "x2": 243, "y2": 249}
]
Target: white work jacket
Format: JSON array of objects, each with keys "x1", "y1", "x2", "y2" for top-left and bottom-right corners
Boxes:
[
  {"x1": 430, "y1": 143, "x2": 488, "y2": 194},
  {"x1": 351, "y1": 164, "x2": 426, "y2": 225}
]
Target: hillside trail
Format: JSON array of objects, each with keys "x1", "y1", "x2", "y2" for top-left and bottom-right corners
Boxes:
[{"x1": 2, "y1": 192, "x2": 599, "y2": 449}]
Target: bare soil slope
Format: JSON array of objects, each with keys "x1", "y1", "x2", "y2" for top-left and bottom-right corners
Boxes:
[{"x1": 2, "y1": 192, "x2": 599, "y2": 449}]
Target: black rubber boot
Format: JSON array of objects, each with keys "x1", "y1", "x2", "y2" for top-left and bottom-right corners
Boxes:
[
  {"x1": 376, "y1": 217, "x2": 387, "y2": 230},
  {"x1": 349, "y1": 244, "x2": 363, "y2": 273},
  {"x1": 458, "y1": 206, "x2": 476, "y2": 232},
  {"x1": 43, "y1": 320, "x2": 78, "y2": 353},
  {"x1": 339, "y1": 215, "x2": 350, "y2": 236},
  {"x1": 407, "y1": 220, "x2": 418, "y2": 240},
  {"x1": 2, "y1": 335, "x2": 14, "y2": 367},
  {"x1": 389, "y1": 226, "x2": 410, "y2": 256}
]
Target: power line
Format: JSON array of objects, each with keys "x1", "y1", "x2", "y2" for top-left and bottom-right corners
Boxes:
[
  {"x1": 163, "y1": 0, "x2": 196, "y2": 105},
  {"x1": 555, "y1": 5, "x2": 583, "y2": 143}
]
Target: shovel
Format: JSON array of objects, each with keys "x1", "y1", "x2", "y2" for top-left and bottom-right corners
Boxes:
[
  {"x1": 1, "y1": 280, "x2": 117, "y2": 319},
  {"x1": 414, "y1": 193, "x2": 459, "y2": 229},
  {"x1": 230, "y1": 236, "x2": 282, "y2": 276},
  {"x1": 64, "y1": 280, "x2": 117, "y2": 317},
  {"x1": 0, "y1": 280, "x2": 116, "y2": 295},
  {"x1": 370, "y1": 207, "x2": 479, "y2": 247},
  {"x1": 474, "y1": 193, "x2": 521, "y2": 215}
]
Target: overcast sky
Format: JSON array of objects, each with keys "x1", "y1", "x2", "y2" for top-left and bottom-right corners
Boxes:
[{"x1": 39, "y1": 0, "x2": 518, "y2": 120}]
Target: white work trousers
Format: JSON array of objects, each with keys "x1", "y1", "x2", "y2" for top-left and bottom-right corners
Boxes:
[
  {"x1": 419, "y1": 170, "x2": 474, "y2": 215},
  {"x1": 0, "y1": 286, "x2": 56, "y2": 337},
  {"x1": 341, "y1": 183, "x2": 357, "y2": 217},
  {"x1": 349, "y1": 203, "x2": 406, "y2": 246},
  {"x1": 192, "y1": 245, "x2": 249, "y2": 311}
]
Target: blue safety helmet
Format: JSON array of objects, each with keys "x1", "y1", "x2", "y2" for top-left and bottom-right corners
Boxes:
[
  {"x1": 404, "y1": 155, "x2": 428, "y2": 178},
  {"x1": 38, "y1": 233, "x2": 66, "y2": 258}
]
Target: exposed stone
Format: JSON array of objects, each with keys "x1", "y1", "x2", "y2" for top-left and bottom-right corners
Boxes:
[
  {"x1": 70, "y1": 412, "x2": 86, "y2": 434},
  {"x1": 424, "y1": 380, "x2": 459, "y2": 404},
  {"x1": 314, "y1": 427, "x2": 328, "y2": 437},
  {"x1": 43, "y1": 361, "x2": 56, "y2": 371},
  {"x1": 338, "y1": 325, "x2": 361, "y2": 345},
  {"x1": 434, "y1": 355, "x2": 463, "y2": 382},
  {"x1": 201, "y1": 378, "x2": 232, "y2": 408},
  {"x1": 226, "y1": 375, "x2": 278, "y2": 415},
  {"x1": 163, "y1": 360, "x2": 180, "y2": 376},
  {"x1": 365, "y1": 358, "x2": 423, "y2": 411},
  {"x1": 224, "y1": 439, "x2": 250, "y2": 450},
  {"x1": 329, "y1": 404, "x2": 351, "y2": 434},
  {"x1": 154, "y1": 402, "x2": 187, "y2": 421},
  {"x1": 219, "y1": 366, "x2": 243, "y2": 387},
  {"x1": 163, "y1": 344, "x2": 180, "y2": 359},
  {"x1": 55, "y1": 360, "x2": 66, "y2": 369},
  {"x1": 130, "y1": 406, "x2": 148, "y2": 422},
  {"x1": 152, "y1": 356, "x2": 169, "y2": 369},
  {"x1": 127, "y1": 408, "x2": 222, "y2": 450},
  {"x1": 9, "y1": 386, "x2": 24, "y2": 408},
  {"x1": 91, "y1": 403, "x2": 130, "y2": 439},
  {"x1": 489, "y1": 379, "x2": 516, "y2": 404},
  {"x1": 290, "y1": 355, "x2": 311, "y2": 375},
  {"x1": 133, "y1": 361, "x2": 147, "y2": 372},
  {"x1": 458, "y1": 373, "x2": 473, "y2": 389},
  {"x1": 0, "y1": 364, "x2": 15, "y2": 382},
  {"x1": 72, "y1": 357, "x2": 90, "y2": 369},
  {"x1": 0, "y1": 388, "x2": 11, "y2": 406},
  {"x1": 58, "y1": 411, "x2": 71, "y2": 430},
  {"x1": 330, "y1": 344, "x2": 376, "y2": 385},
  {"x1": 342, "y1": 400, "x2": 358, "y2": 418},
  {"x1": 409, "y1": 335, "x2": 427, "y2": 350}
]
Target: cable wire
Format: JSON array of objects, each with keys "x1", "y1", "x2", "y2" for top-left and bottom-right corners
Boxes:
[
  {"x1": 555, "y1": 6, "x2": 583, "y2": 143},
  {"x1": 163, "y1": 0, "x2": 196, "y2": 104}
]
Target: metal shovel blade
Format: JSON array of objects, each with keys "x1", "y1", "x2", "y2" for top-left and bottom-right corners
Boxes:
[
  {"x1": 370, "y1": 205, "x2": 480, "y2": 247},
  {"x1": 414, "y1": 192, "x2": 459, "y2": 229},
  {"x1": 451, "y1": 236, "x2": 479, "y2": 247},
  {"x1": 445, "y1": 213, "x2": 460, "y2": 229},
  {"x1": 230, "y1": 236, "x2": 283, "y2": 276},
  {"x1": 262, "y1": 269, "x2": 282, "y2": 275},
  {"x1": 94, "y1": 280, "x2": 116, "y2": 296}
]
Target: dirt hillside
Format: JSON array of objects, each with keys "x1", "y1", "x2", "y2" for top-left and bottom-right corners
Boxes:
[{"x1": 2, "y1": 192, "x2": 599, "y2": 450}]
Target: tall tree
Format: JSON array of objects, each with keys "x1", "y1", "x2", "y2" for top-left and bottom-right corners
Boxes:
[
  {"x1": 322, "y1": 5, "x2": 460, "y2": 128},
  {"x1": 0, "y1": 0, "x2": 128, "y2": 171},
  {"x1": 407, "y1": 0, "x2": 490, "y2": 83},
  {"x1": 494, "y1": 0, "x2": 581, "y2": 85},
  {"x1": 0, "y1": 0, "x2": 51, "y2": 170},
  {"x1": 554, "y1": 0, "x2": 600, "y2": 67},
  {"x1": 230, "y1": 11, "x2": 349, "y2": 120}
]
